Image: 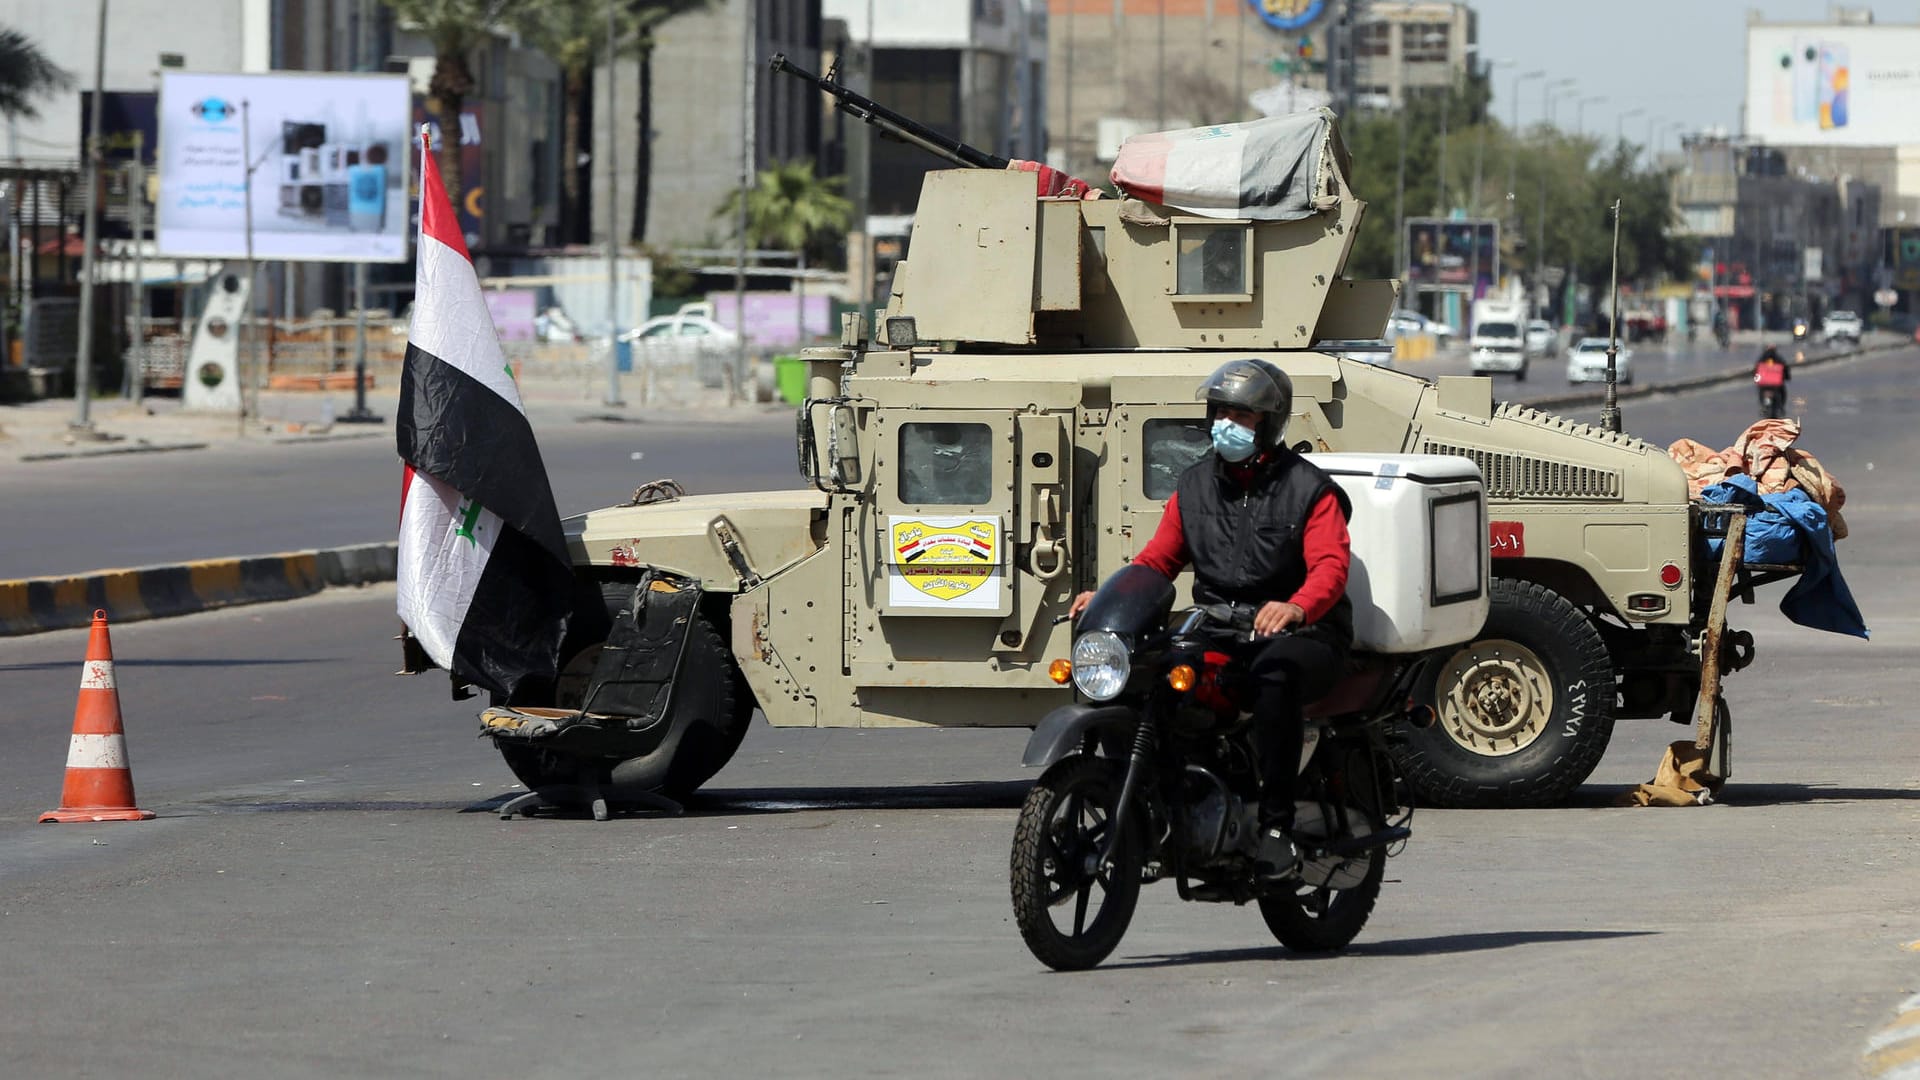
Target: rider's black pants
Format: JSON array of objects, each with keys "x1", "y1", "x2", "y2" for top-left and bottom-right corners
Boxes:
[{"x1": 1243, "y1": 630, "x2": 1349, "y2": 831}]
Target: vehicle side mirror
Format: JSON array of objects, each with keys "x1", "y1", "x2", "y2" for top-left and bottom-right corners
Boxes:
[{"x1": 829, "y1": 403, "x2": 863, "y2": 488}]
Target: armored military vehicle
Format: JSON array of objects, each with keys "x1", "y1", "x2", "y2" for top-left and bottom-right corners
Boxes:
[{"x1": 473, "y1": 100, "x2": 1749, "y2": 816}]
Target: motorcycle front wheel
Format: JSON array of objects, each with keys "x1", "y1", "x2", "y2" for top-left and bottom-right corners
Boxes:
[
  {"x1": 1257, "y1": 826, "x2": 1386, "y2": 954},
  {"x1": 1009, "y1": 755, "x2": 1142, "y2": 971}
]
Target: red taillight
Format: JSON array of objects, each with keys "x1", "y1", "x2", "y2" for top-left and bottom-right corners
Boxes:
[{"x1": 1659, "y1": 562, "x2": 1684, "y2": 589}]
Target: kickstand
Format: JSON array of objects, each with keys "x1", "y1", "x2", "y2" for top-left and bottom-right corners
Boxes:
[{"x1": 497, "y1": 788, "x2": 684, "y2": 821}]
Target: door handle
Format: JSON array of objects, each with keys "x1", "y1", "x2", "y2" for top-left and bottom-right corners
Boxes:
[{"x1": 1029, "y1": 487, "x2": 1067, "y2": 580}]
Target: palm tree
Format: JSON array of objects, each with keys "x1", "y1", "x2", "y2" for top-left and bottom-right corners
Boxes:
[
  {"x1": 513, "y1": 0, "x2": 650, "y2": 245},
  {"x1": 378, "y1": 0, "x2": 530, "y2": 209},
  {"x1": 715, "y1": 159, "x2": 852, "y2": 345},
  {"x1": 626, "y1": 0, "x2": 709, "y2": 244},
  {"x1": 0, "y1": 26, "x2": 74, "y2": 120}
]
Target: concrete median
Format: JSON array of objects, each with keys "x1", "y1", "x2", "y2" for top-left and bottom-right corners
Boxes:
[
  {"x1": 0, "y1": 542, "x2": 397, "y2": 636},
  {"x1": 1525, "y1": 338, "x2": 1902, "y2": 413}
]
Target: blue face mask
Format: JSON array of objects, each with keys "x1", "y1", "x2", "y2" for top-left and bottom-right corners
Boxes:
[{"x1": 1210, "y1": 417, "x2": 1258, "y2": 462}]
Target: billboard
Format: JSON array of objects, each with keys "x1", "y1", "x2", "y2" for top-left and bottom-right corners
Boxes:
[
  {"x1": 1745, "y1": 26, "x2": 1920, "y2": 147},
  {"x1": 156, "y1": 72, "x2": 411, "y2": 263},
  {"x1": 80, "y1": 91, "x2": 159, "y2": 165},
  {"x1": 1405, "y1": 218, "x2": 1498, "y2": 293}
]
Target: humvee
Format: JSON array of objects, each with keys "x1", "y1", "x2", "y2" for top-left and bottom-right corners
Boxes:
[{"x1": 475, "y1": 109, "x2": 1746, "y2": 815}]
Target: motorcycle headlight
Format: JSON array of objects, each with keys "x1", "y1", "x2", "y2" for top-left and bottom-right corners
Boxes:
[{"x1": 1071, "y1": 630, "x2": 1131, "y2": 701}]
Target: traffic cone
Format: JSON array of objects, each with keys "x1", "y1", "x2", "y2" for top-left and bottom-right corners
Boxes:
[{"x1": 40, "y1": 609, "x2": 154, "y2": 823}]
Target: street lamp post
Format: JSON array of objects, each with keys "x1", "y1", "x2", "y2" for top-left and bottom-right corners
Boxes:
[
  {"x1": 71, "y1": 0, "x2": 109, "y2": 438},
  {"x1": 1473, "y1": 58, "x2": 1513, "y2": 216},
  {"x1": 1575, "y1": 95, "x2": 1605, "y2": 136},
  {"x1": 1506, "y1": 69, "x2": 1543, "y2": 220},
  {"x1": 1541, "y1": 77, "x2": 1575, "y2": 129},
  {"x1": 1617, "y1": 107, "x2": 1644, "y2": 151}
]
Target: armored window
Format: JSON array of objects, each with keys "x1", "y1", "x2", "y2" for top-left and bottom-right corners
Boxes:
[
  {"x1": 1143, "y1": 418, "x2": 1212, "y2": 500},
  {"x1": 899, "y1": 422, "x2": 993, "y2": 505},
  {"x1": 1171, "y1": 221, "x2": 1253, "y2": 301}
]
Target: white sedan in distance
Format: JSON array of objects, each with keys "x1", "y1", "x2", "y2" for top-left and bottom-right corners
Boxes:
[{"x1": 1565, "y1": 337, "x2": 1633, "y2": 384}]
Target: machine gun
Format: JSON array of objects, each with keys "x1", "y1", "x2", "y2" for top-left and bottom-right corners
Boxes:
[{"x1": 769, "y1": 53, "x2": 1009, "y2": 171}]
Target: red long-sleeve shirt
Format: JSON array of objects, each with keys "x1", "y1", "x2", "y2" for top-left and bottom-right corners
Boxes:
[{"x1": 1132, "y1": 487, "x2": 1351, "y2": 624}]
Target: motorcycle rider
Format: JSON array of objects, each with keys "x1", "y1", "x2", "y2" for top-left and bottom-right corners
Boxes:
[
  {"x1": 1754, "y1": 345, "x2": 1791, "y2": 418},
  {"x1": 1068, "y1": 359, "x2": 1353, "y2": 880}
]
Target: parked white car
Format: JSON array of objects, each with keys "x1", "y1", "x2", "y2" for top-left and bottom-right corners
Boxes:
[
  {"x1": 1564, "y1": 337, "x2": 1633, "y2": 385},
  {"x1": 1387, "y1": 308, "x2": 1454, "y2": 342},
  {"x1": 1523, "y1": 319, "x2": 1557, "y2": 358},
  {"x1": 1821, "y1": 310, "x2": 1863, "y2": 345},
  {"x1": 622, "y1": 311, "x2": 742, "y2": 388}
]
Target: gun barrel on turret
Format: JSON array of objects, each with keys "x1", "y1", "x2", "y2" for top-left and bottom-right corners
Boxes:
[{"x1": 770, "y1": 53, "x2": 1010, "y2": 172}]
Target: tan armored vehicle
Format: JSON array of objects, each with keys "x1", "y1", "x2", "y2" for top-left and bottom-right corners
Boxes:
[{"x1": 476, "y1": 109, "x2": 1749, "y2": 816}]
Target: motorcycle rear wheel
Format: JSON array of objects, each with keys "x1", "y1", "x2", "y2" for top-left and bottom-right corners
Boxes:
[
  {"x1": 1257, "y1": 834, "x2": 1385, "y2": 953},
  {"x1": 1009, "y1": 755, "x2": 1142, "y2": 972}
]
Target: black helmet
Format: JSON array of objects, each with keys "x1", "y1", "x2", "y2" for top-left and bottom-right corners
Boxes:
[
  {"x1": 1197, "y1": 359, "x2": 1293, "y2": 451},
  {"x1": 1761, "y1": 346, "x2": 1781, "y2": 362}
]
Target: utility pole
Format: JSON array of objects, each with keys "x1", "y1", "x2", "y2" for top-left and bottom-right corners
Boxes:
[
  {"x1": 1618, "y1": 107, "x2": 1644, "y2": 151},
  {"x1": 126, "y1": 141, "x2": 145, "y2": 405},
  {"x1": 242, "y1": 101, "x2": 258, "y2": 437},
  {"x1": 603, "y1": 0, "x2": 625, "y2": 407},
  {"x1": 1507, "y1": 70, "x2": 1542, "y2": 221},
  {"x1": 730, "y1": 0, "x2": 755, "y2": 407},
  {"x1": 71, "y1": 0, "x2": 109, "y2": 438}
]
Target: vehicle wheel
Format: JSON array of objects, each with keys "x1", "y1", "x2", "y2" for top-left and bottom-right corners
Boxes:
[
  {"x1": 497, "y1": 581, "x2": 755, "y2": 805},
  {"x1": 1514, "y1": 365, "x2": 1527, "y2": 382},
  {"x1": 1010, "y1": 755, "x2": 1142, "y2": 971},
  {"x1": 1257, "y1": 842, "x2": 1385, "y2": 954},
  {"x1": 1391, "y1": 578, "x2": 1615, "y2": 808}
]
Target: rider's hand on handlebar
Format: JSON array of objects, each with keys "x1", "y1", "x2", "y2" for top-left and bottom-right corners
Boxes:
[
  {"x1": 1253, "y1": 601, "x2": 1306, "y2": 638},
  {"x1": 1068, "y1": 590, "x2": 1096, "y2": 621}
]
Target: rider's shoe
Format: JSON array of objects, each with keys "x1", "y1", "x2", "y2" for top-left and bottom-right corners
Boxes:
[{"x1": 1253, "y1": 824, "x2": 1301, "y2": 883}]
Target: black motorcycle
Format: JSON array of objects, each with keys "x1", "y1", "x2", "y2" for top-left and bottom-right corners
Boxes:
[
  {"x1": 1759, "y1": 385, "x2": 1786, "y2": 420},
  {"x1": 1010, "y1": 566, "x2": 1431, "y2": 971}
]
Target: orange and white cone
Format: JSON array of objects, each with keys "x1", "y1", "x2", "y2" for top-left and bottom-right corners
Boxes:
[{"x1": 40, "y1": 609, "x2": 154, "y2": 823}]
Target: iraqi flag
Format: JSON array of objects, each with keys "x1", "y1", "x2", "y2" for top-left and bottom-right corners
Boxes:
[{"x1": 396, "y1": 129, "x2": 572, "y2": 698}]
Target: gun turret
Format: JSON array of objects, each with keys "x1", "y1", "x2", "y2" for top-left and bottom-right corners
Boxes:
[{"x1": 770, "y1": 53, "x2": 1009, "y2": 172}]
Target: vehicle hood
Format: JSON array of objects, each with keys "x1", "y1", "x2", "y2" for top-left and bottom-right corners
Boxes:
[{"x1": 564, "y1": 489, "x2": 828, "y2": 591}]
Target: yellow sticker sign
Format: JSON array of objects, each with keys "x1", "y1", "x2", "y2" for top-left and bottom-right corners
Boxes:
[{"x1": 889, "y1": 518, "x2": 1000, "y2": 602}]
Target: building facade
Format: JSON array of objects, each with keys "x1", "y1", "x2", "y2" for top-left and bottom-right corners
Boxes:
[
  {"x1": 1045, "y1": 0, "x2": 1474, "y2": 182},
  {"x1": 620, "y1": 0, "x2": 826, "y2": 252}
]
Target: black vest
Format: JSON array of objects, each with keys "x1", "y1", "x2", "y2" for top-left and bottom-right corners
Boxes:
[{"x1": 1174, "y1": 448, "x2": 1354, "y2": 642}]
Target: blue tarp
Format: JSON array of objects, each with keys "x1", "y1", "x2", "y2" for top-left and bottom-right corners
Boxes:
[{"x1": 1700, "y1": 474, "x2": 1869, "y2": 639}]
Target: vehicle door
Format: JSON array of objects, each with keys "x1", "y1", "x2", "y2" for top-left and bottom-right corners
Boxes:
[{"x1": 844, "y1": 389, "x2": 1077, "y2": 707}]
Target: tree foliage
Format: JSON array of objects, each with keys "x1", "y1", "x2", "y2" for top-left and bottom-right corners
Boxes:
[
  {"x1": 714, "y1": 159, "x2": 852, "y2": 265},
  {"x1": 378, "y1": 0, "x2": 532, "y2": 207},
  {"x1": 1337, "y1": 79, "x2": 1693, "y2": 293},
  {"x1": 0, "y1": 26, "x2": 73, "y2": 121}
]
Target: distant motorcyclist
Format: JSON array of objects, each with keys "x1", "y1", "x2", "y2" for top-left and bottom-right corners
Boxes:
[
  {"x1": 1067, "y1": 359, "x2": 1353, "y2": 880},
  {"x1": 1754, "y1": 346, "x2": 1791, "y2": 419}
]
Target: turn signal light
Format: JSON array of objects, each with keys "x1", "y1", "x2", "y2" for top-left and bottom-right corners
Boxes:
[
  {"x1": 1048, "y1": 659, "x2": 1072, "y2": 685},
  {"x1": 1167, "y1": 664, "x2": 1196, "y2": 692}
]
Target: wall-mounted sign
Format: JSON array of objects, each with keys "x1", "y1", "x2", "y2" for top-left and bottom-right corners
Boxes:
[{"x1": 1247, "y1": 0, "x2": 1326, "y2": 31}]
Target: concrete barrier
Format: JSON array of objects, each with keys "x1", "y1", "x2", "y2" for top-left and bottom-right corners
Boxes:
[
  {"x1": 0, "y1": 542, "x2": 398, "y2": 637},
  {"x1": 1525, "y1": 339, "x2": 1903, "y2": 413}
]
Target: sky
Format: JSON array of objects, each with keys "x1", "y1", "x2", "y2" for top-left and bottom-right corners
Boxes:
[{"x1": 1470, "y1": 0, "x2": 1918, "y2": 148}]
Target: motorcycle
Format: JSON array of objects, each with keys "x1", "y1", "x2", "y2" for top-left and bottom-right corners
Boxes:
[
  {"x1": 1759, "y1": 385, "x2": 1786, "y2": 420},
  {"x1": 1010, "y1": 565, "x2": 1430, "y2": 971},
  {"x1": 1792, "y1": 318, "x2": 1810, "y2": 344}
]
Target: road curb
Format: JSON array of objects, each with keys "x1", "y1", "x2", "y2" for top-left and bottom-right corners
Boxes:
[
  {"x1": 1524, "y1": 339, "x2": 1902, "y2": 412},
  {"x1": 0, "y1": 541, "x2": 397, "y2": 637}
]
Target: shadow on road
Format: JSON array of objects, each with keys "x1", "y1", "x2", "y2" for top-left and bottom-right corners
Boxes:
[
  {"x1": 0, "y1": 657, "x2": 330, "y2": 673},
  {"x1": 1708, "y1": 783, "x2": 1920, "y2": 805},
  {"x1": 459, "y1": 779, "x2": 1034, "y2": 819},
  {"x1": 1102, "y1": 929, "x2": 1656, "y2": 971}
]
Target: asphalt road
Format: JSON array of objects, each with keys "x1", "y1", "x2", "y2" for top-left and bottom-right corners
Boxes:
[
  {"x1": 0, "y1": 346, "x2": 1914, "y2": 1076},
  {"x1": 0, "y1": 405, "x2": 801, "y2": 581},
  {"x1": 1405, "y1": 332, "x2": 1859, "y2": 402}
]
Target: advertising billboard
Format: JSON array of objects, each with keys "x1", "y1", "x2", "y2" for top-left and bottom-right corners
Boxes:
[
  {"x1": 156, "y1": 72, "x2": 411, "y2": 263},
  {"x1": 1745, "y1": 26, "x2": 1920, "y2": 147},
  {"x1": 1404, "y1": 218, "x2": 1498, "y2": 293}
]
